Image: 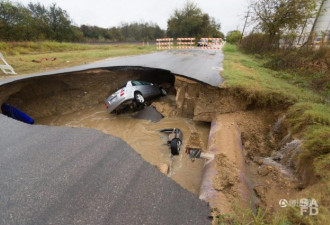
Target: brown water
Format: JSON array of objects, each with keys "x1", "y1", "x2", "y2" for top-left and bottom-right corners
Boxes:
[{"x1": 38, "y1": 103, "x2": 210, "y2": 195}]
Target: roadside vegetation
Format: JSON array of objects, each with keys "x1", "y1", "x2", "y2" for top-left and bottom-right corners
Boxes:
[
  {"x1": 221, "y1": 43, "x2": 329, "y2": 225},
  {"x1": 0, "y1": 42, "x2": 156, "y2": 75}
]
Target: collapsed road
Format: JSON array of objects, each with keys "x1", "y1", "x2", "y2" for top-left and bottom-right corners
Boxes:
[{"x1": 0, "y1": 49, "x2": 224, "y2": 225}]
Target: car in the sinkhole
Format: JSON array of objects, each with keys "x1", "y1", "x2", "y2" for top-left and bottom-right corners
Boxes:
[{"x1": 105, "y1": 80, "x2": 167, "y2": 113}]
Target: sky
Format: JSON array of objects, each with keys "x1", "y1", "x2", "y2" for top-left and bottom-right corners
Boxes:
[{"x1": 15, "y1": 0, "x2": 250, "y2": 35}]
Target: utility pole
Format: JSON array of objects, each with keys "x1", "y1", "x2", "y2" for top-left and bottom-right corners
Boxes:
[
  {"x1": 240, "y1": 10, "x2": 249, "y2": 44},
  {"x1": 307, "y1": 0, "x2": 325, "y2": 44}
]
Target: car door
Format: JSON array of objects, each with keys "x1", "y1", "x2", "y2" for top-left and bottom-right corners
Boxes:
[
  {"x1": 141, "y1": 81, "x2": 154, "y2": 97},
  {"x1": 133, "y1": 81, "x2": 149, "y2": 96}
]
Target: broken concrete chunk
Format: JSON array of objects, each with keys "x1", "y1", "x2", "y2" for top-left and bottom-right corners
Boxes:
[{"x1": 157, "y1": 163, "x2": 169, "y2": 175}]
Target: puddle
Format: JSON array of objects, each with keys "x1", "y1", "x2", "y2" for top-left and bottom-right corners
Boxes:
[{"x1": 37, "y1": 100, "x2": 210, "y2": 195}]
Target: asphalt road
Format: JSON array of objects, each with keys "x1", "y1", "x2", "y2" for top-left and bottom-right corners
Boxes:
[
  {"x1": 1, "y1": 48, "x2": 224, "y2": 87},
  {"x1": 0, "y1": 115, "x2": 211, "y2": 225},
  {"x1": 0, "y1": 48, "x2": 223, "y2": 224}
]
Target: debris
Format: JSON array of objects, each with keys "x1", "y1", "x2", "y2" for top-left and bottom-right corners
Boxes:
[
  {"x1": 157, "y1": 164, "x2": 169, "y2": 175},
  {"x1": 258, "y1": 165, "x2": 271, "y2": 176},
  {"x1": 31, "y1": 57, "x2": 56, "y2": 63},
  {"x1": 132, "y1": 106, "x2": 163, "y2": 123},
  {"x1": 1, "y1": 103, "x2": 34, "y2": 124},
  {"x1": 160, "y1": 128, "x2": 183, "y2": 155},
  {"x1": 185, "y1": 132, "x2": 204, "y2": 161}
]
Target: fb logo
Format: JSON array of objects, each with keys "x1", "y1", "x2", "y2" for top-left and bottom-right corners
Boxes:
[{"x1": 279, "y1": 199, "x2": 288, "y2": 208}]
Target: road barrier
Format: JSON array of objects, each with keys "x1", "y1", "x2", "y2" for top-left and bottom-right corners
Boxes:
[
  {"x1": 0, "y1": 53, "x2": 16, "y2": 75},
  {"x1": 156, "y1": 38, "x2": 174, "y2": 49},
  {"x1": 198, "y1": 38, "x2": 222, "y2": 50},
  {"x1": 156, "y1": 37, "x2": 223, "y2": 50},
  {"x1": 177, "y1": 38, "x2": 195, "y2": 49}
]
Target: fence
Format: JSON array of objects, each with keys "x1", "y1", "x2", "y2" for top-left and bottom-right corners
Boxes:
[{"x1": 156, "y1": 38, "x2": 174, "y2": 49}]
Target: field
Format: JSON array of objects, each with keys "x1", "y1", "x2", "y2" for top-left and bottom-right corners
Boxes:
[{"x1": 0, "y1": 42, "x2": 156, "y2": 76}]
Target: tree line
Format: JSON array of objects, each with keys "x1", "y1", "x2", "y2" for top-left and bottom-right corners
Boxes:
[{"x1": 0, "y1": 0, "x2": 223, "y2": 42}]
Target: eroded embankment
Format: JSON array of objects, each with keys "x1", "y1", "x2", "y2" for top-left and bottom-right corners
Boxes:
[
  {"x1": 174, "y1": 76, "x2": 302, "y2": 215},
  {"x1": 0, "y1": 69, "x2": 303, "y2": 216}
]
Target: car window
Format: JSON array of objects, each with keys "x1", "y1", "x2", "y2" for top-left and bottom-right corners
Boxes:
[
  {"x1": 141, "y1": 81, "x2": 151, "y2": 85},
  {"x1": 132, "y1": 81, "x2": 143, "y2": 86}
]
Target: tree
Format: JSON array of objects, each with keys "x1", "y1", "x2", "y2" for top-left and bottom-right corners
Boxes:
[
  {"x1": 226, "y1": 30, "x2": 242, "y2": 44},
  {"x1": 250, "y1": 0, "x2": 319, "y2": 46},
  {"x1": 167, "y1": 1, "x2": 222, "y2": 38},
  {"x1": 0, "y1": 0, "x2": 34, "y2": 41}
]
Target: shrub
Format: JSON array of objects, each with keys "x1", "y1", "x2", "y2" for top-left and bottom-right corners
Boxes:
[
  {"x1": 240, "y1": 33, "x2": 270, "y2": 54},
  {"x1": 226, "y1": 30, "x2": 242, "y2": 44}
]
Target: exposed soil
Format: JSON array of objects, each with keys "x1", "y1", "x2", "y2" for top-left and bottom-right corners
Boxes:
[
  {"x1": 0, "y1": 68, "x2": 209, "y2": 195},
  {"x1": 174, "y1": 77, "x2": 302, "y2": 216},
  {"x1": 0, "y1": 68, "x2": 303, "y2": 217}
]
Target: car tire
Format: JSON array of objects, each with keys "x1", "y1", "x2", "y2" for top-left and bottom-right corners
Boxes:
[
  {"x1": 160, "y1": 88, "x2": 167, "y2": 96},
  {"x1": 170, "y1": 138, "x2": 181, "y2": 155},
  {"x1": 134, "y1": 92, "x2": 145, "y2": 104}
]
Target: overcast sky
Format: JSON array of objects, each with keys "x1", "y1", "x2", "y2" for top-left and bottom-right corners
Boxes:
[{"x1": 15, "y1": 0, "x2": 249, "y2": 35}]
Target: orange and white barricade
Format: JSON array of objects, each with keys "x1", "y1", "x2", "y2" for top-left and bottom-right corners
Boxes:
[
  {"x1": 156, "y1": 38, "x2": 174, "y2": 49},
  {"x1": 198, "y1": 38, "x2": 222, "y2": 50},
  {"x1": 177, "y1": 38, "x2": 195, "y2": 49}
]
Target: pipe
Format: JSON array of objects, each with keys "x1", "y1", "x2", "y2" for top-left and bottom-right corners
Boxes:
[{"x1": 199, "y1": 116, "x2": 255, "y2": 214}]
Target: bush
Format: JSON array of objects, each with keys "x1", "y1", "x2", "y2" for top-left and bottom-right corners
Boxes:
[
  {"x1": 226, "y1": 30, "x2": 242, "y2": 44},
  {"x1": 240, "y1": 33, "x2": 270, "y2": 54}
]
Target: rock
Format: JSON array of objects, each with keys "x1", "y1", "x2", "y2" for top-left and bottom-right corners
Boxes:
[
  {"x1": 253, "y1": 186, "x2": 265, "y2": 198},
  {"x1": 158, "y1": 164, "x2": 169, "y2": 175},
  {"x1": 258, "y1": 165, "x2": 270, "y2": 176}
]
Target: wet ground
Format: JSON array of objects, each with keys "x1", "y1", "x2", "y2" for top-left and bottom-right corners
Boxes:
[{"x1": 37, "y1": 97, "x2": 210, "y2": 195}]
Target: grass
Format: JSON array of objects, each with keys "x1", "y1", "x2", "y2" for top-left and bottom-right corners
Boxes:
[
  {"x1": 0, "y1": 41, "x2": 157, "y2": 75},
  {"x1": 222, "y1": 44, "x2": 330, "y2": 225}
]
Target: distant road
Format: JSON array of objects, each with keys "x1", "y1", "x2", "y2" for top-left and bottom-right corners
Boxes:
[{"x1": 1, "y1": 48, "x2": 224, "y2": 87}]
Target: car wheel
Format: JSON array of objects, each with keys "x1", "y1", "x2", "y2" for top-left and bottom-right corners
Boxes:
[
  {"x1": 170, "y1": 138, "x2": 181, "y2": 155},
  {"x1": 134, "y1": 92, "x2": 145, "y2": 104},
  {"x1": 160, "y1": 88, "x2": 167, "y2": 96}
]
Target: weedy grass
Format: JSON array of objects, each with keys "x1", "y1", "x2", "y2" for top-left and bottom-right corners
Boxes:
[
  {"x1": 222, "y1": 44, "x2": 330, "y2": 225},
  {"x1": 0, "y1": 41, "x2": 156, "y2": 75}
]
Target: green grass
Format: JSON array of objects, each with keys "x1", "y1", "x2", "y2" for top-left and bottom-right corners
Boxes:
[
  {"x1": 222, "y1": 44, "x2": 325, "y2": 106},
  {"x1": 0, "y1": 41, "x2": 156, "y2": 75},
  {"x1": 222, "y1": 44, "x2": 330, "y2": 225}
]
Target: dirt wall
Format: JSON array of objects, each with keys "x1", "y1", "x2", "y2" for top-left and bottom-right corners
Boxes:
[
  {"x1": 175, "y1": 76, "x2": 249, "y2": 122},
  {"x1": 0, "y1": 68, "x2": 174, "y2": 119}
]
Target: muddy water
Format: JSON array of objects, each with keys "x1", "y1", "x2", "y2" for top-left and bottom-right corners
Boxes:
[{"x1": 37, "y1": 103, "x2": 210, "y2": 195}]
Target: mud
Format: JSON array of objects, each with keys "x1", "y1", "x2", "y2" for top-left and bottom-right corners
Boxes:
[
  {"x1": 37, "y1": 103, "x2": 210, "y2": 195},
  {"x1": 0, "y1": 68, "x2": 302, "y2": 216},
  {"x1": 0, "y1": 68, "x2": 209, "y2": 195}
]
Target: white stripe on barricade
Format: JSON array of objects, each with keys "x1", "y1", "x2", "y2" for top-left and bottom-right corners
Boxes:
[
  {"x1": 176, "y1": 37, "x2": 195, "y2": 49},
  {"x1": 156, "y1": 38, "x2": 174, "y2": 49}
]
